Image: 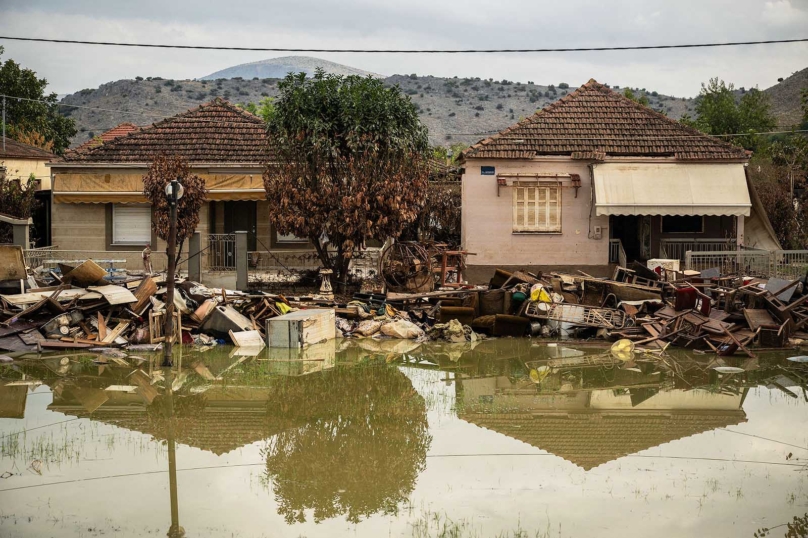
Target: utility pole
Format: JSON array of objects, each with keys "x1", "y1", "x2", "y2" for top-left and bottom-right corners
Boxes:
[
  {"x1": 162, "y1": 179, "x2": 182, "y2": 367},
  {"x1": 2, "y1": 96, "x2": 6, "y2": 153}
]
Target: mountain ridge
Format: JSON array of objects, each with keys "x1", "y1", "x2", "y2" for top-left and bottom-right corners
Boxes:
[{"x1": 58, "y1": 58, "x2": 807, "y2": 150}]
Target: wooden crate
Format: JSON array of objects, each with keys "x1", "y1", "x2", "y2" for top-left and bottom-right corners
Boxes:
[{"x1": 148, "y1": 311, "x2": 181, "y2": 344}]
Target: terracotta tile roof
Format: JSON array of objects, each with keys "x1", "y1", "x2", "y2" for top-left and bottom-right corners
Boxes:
[
  {"x1": 463, "y1": 80, "x2": 748, "y2": 161},
  {"x1": 0, "y1": 137, "x2": 55, "y2": 160},
  {"x1": 461, "y1": 411, "x2": 746, "y2": 470},
  {"x1": 52, "y1": 407, "x2": 278, "y2": 455},
  {"x1": 73, "y1": 122, "x2": 140, "y2": 153},
  {"x1": 63, "y1": 98, "x2": 269, "y2": 164}
]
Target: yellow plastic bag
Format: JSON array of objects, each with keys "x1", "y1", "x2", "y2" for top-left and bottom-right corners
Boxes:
[
  {"x1": 530, "y1": 284, "x2": 552, "y2": 303},
  {"x1": 276, "y1": 302, "x2": 291, "y2": 315}
]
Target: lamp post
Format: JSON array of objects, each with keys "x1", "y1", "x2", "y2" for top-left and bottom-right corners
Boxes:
[{"x1": 162, "y1": 179, "x2": 184, "y2": 367}]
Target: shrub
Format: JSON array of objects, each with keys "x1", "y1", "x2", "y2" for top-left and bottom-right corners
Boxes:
[
  {"x1": 651, "y1": 91, "x2": 658, "y2": 97},
  {"x1": 410, "y1": 73, "x2": 418, "y2": 79},
  {"x1": 155, "y1": 87, "x2": 162, "y2": 93},
  {"x1": 474, "y1": 105, "x2": 484, "y2": 111},
  {"x1": 448, "y1": 112, "x2": 456, "y2": 117},
  {"x1": 496, "y1": 103, "x2": 503, "y2": 110},
  {"x1": 135, "y1": 76, "x2": 144, "y2": 81},
  {"x1": 164, "y1": 80, "x2": 175, "y2": 86},
  {"x1": 559, "y1": 82, "x2": 569, "y2": 89},
  {"x1": 474, "y1": 112, "x2": 480, "y2": 117}
]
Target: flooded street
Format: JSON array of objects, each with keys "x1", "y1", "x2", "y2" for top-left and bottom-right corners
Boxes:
[{"x1": 1, "y1": 339, "x2": 807, "y2": 537}]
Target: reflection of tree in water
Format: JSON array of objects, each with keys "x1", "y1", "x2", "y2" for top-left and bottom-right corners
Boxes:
[{"x1": 262, "y1": 364, "x2": 431, "y2": 524}]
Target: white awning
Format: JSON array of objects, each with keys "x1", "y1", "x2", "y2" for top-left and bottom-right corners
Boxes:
[{"x1": 593, "y1": 163, "x2": 751, "y2": 217}]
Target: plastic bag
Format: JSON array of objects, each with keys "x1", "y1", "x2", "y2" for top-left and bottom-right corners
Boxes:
[
  {"x1": 530, "y1": 284, "x2": 553, "y2": 303},
  {"x1": 380, "y1": 319, "x2": 425, "y2": 339}
]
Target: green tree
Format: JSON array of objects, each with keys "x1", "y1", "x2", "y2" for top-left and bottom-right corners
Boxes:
[
  {"x1": 263, "y1": 70, "x2": 430, "y2": 283},
  {"x1": 0, "y1": 46, "x2": 76, "y2": 154},
  {"x1": 237, "y1": 96, "x2": 275, "y2": 124},
  {"x1": 0, "y1": 172, "x2": 38, "y2": 244},
  {"x1": 684, "y1": 78, "x2": 776, "y2": 150},
  {"x1": 623, "y1": 88, "x2": 649, "y2": 107}
]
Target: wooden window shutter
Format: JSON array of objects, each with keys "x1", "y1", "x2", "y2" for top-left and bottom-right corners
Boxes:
[
  {"x1": 548, "y1": 187, "x2": 561, "y2": 232},
  {"x1": 513, "y1": 187, "x2": 525, "y2": 231}
]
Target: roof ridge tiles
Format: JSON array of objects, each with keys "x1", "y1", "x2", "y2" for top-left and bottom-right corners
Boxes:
[{"x1": 462, "y1": 79, "x2": 747, "y2": 161}]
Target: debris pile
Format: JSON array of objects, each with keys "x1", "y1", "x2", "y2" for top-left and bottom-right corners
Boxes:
[
  {"x1": 0, "y1": 247, "x2": 302, "y2": 354},
  {"x1": 359, "y1": 262, "x2": 808, "y2": 355}
]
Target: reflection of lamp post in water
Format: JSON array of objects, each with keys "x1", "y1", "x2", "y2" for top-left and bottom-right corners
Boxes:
[
  {"x1": 163, "y1": 179, "x2": 184, "y2": 367},
  {"x1": 164, "y1": 367, "x2": 184, "y2": 538}
]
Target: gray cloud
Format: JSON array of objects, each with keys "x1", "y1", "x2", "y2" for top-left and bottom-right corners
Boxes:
[{"x1": 0, "y1": 0, "x2": 806, "y2": 96}]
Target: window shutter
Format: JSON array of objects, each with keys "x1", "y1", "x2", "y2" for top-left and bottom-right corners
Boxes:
[
  {"x1": 548, "y1": 187, "x2": 561, "y2": 231},
  {"x1": 512, "y1": 185, "x2": 561, "y2": 233},
  {"x1": 513, "y1": 188, "x2": 526, "y2": 231},
  {"x1": 113, "y1": 205, "x2": 151, "y2": 244}
]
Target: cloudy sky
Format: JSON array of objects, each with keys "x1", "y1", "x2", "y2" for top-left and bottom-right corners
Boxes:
[{"x1": 1, "y1": 0, "x2": 807, "y2": 97}]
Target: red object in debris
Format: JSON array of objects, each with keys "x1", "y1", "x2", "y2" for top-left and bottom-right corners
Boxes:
[
  {"x1": 181, "y1": 330, "x2": 193, "y2": 345},
  {"x1": 675, "y1": 287, "x2": 697, "y2": 311}
]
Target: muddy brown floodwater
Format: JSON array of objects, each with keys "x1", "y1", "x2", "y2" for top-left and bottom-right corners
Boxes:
[{"x1": 0, "y1": 338, "x2": 807, "y2": 537}]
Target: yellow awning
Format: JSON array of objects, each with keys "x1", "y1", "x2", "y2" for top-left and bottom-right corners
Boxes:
[
  {"x1": 53, "y1": 173, "x2": 266, "y2": 203},
  {"x1": 593, "y1": 163, "x2": 751, "y2": 217}
]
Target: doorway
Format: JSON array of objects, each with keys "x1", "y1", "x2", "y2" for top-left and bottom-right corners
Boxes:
[
  {"x1": 610, "y1": 215, "x2": 651, "y2": 263},
  {"x1": 223, "y1": 201, "x2": 257, "y2": 251}
]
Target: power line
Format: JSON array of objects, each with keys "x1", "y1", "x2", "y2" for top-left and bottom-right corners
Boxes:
[
  {"x1": 0, "y1": 93, "x2": 181, "y2": 119},
  {"x1": 2, "y1": 35, "x2": 808, "y2": 54}
]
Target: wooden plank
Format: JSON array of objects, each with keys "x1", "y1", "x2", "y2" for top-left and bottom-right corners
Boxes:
[
  {"x1": 101, "y1": 321, "x2": 129, "y2": 344},
  {"x1": 61, "y1": 260, "x2": 108, "y2": 287},
  {"x1": 88, "y1": 285, "x2": 137, "y2": 306},
  {"x1": 128, "y1": 370, "x2": 159, "y2": 404},
  {"x1": 744, "y1": 309, "x2": 776, "y2": 331},
  {"x1": 131, "y1": 277, "x2": 157, "y2": 315},
  {"x1": 229, "y1": 329, "x2": 265, "y2": 348},
  {"x1": 97, "y1": 312, "x2": 107, "y2": 341}
]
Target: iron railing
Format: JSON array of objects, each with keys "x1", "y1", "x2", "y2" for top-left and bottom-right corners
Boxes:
[
  {"x1": 684, "y1": 249, "x2": 808, "y2": 279},
  {"x1": 207, "y1": 233, "x2": 236, "y2": 271}
]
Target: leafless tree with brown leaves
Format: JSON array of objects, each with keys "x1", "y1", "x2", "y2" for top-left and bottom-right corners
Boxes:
[{"x1": 142, "y1": 154, "x2": 207, "y2": 258}]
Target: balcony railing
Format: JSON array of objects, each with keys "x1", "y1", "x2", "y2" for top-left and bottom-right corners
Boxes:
[
  {"x1": 660, "y1": 239, "x2": 737, "y2": 262},
  {"x1": 608, "y1": 238, "x2": 627, "y2": 267}
]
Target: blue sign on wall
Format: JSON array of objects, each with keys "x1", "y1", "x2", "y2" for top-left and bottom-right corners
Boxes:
[{"x1": 481, "y1": 166, "x2": 496, "y2": 176}]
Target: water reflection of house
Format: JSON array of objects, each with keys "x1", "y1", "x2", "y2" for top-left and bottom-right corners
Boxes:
[
  {"x1": 457, "y1": 362, "x2": 747, "y2": 471},
  {"x1": 49, "y1": 385, "x2": 278, "y2": 456}
]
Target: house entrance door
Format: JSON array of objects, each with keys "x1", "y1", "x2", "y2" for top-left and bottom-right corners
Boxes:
[
  {"x1": 223, "y1": 201, "x2": 257, "y2": 251},
  {"x1": 610, "y1": 215, "x2": 647, "y2": 263}
]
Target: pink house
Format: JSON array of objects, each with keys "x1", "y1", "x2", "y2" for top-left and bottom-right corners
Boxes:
[{"x1": 459, "y1": 80, "x2": 779, "y2": 282}]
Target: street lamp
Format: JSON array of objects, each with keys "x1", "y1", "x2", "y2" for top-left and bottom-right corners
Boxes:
[{"x1": 162, "y1": 179, "x2": 183, "y2": 367}]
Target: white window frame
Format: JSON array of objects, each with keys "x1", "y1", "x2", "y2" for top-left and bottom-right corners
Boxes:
[
  {"x1": 112, "y1": 204, "x2": 152, "y2": 245},
  {"x1": 512, "y1": 184, "x2": 562, "y2": 233}
]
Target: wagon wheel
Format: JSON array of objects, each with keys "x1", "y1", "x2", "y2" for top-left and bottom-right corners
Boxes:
[{"x1": 381, "y1": 242, "x2": 435, "y2": 292}]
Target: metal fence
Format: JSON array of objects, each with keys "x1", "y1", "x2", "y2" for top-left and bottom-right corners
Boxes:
[
  {"x1": 660, "y1": 239, "x2": 736, "y2": 262},
  {"x1": 22, "y1": 249, "x2": 172, "y2": 272},
  {"x1": 23, "y1": 245, "x2": 59, "y2": 269},
  {"x1": 685, "y1": 249, "x2": 808, "y2": 279},
  {"x1": 207, "y1": 233, "x2": 236, "y2": 271}
]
